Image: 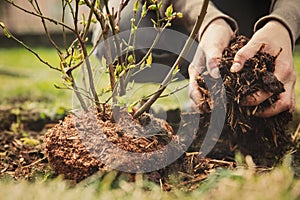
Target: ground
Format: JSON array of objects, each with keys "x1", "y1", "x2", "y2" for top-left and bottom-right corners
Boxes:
[{"x1": 0, "y1": 47, "x2": 299, "y2": 199}]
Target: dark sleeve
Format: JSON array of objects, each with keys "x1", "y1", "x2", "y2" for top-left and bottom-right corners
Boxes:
[
  {"x1": 160, "y1": 0, "x2": 237, "y2": 41},
  {"x1": 254, "y1": 0, "x2": 300, "y2": 47}
]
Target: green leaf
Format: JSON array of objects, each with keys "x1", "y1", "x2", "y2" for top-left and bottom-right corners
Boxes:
[
  {"x1": 146, "y1": 53, "x2": 152, "y2": 66},
  {"x1": 119, "y1": 69, "x2": 126, "y2": 77},
  {"x1": 20, "y1": 138, "x2": 40, "y2": 146},
  {"x1": 128, "y1": 64, "x2": 136, "y2": 69},
  {"x1": 91, "y1": 18, "x2": 97, "y2": 23},
  {"x1": 148, "y1": 4, "x2": 157, "y2": 11},
  {"x1": 133, "y1": 0, "x2": 139, "y2": 12},
  {"x1": 172, "y1": 65, "x2": 180, "y2": 75},
  {"x1": 115, "y1": 64, "x2": 124, "y2": 76},
  {"x1": 78, "y1": 0, "x2": 85, "y2": 5},
  {"x1": 165, "y1": 5, "x2": 173, "y2": 18},
  {"x1": 176, "y1": 12, "x2": 183, "y2": 18},
  {"x1": 0, "y1": 22, "x2": 5, "y2": 28},
  {"x1": 127, "y1": 54, "x2": 134, "y2": 63},
  {"x1": 39, "y1": 112, "x2": 47, "y2": 120},
  {"x1": 127, "y1": 100, "x2": 140, "y2": 113},
  {"x1": 165, "y1": 22, "x2": 172, "y2": 27},
  {"x1": 158, "y1": 1, "x2": 163, "y2": 9},
  {"x1": 141, "y1": 2, "x2": 148, "y2": 18}
]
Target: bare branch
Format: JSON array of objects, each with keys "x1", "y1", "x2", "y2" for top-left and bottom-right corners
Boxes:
[
  {"x1": 133, "y1": 0, "x2": 210, "y2": 118},
  {"x1": 3, "y1": 0, "x2": 76, "y2": 34},
  {"x1": 32, "y1": 0, "x2": 63, "y2": 55},
  {"x1": 116, "y1": 0, "x2": 130, "y2": 27},
  {"x1": 103, "y1": 0, "x2": 126, "y2": 95},
  {"x1": 0, "y1": 24, "x2": 61, "y2": 71}
]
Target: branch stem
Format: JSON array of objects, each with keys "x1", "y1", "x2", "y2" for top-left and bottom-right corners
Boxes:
[{"x1": 133, "y1": 0, "x2": 209, "y2": 118}]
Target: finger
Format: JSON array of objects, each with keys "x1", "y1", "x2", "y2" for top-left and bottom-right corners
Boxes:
[
  {"x1": 255, "y1": 90, "x2": 295, "y2": 118},
  {"x1": 201, "y1": 37, "x2": 229, "y2": 79},
  {"x1": 189, "y1": 91, "x2": 208, "y2": 114},
  {"x1": 189, "y1": 80, "x2": 203, "y2": 105},
  {"x1": 204, "y1": 47, "x2": 223, "y2": 79},
  {"x1": 206, "y1": 56, "x2": 220, "y2": 79},
  {"x1": 190, "y1": 45, "x2": 206, "y2": 75},
  {"x1": 230, "y1": 41, "x2": 262, "y2": 73},
  {"x1": 190, "y1": 100, "x2": 200, "y2": 112},
  {"x1": 241, "y1": 90, "x2": 273, "y2": 106},
  {"x1": 188, "y1": 79, "x2": 211, "y2": 113}
]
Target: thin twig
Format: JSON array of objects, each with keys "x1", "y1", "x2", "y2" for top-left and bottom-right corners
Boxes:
[
  {"x1": 116, "y1": 0, "x2": 130, "y2": 27},
  {"x1": 70, "y1": 73, "x2": 89, "y2": 111},
  {"x1": 32, "y1": 0, "x2": 63, "y2": 55},
  {"x1": 83, "y1": 0, "x2": 97, "y2": 38},
  {"x1": 3, "y1": 0, "x2": 76, "y2": 34},
  {"x1": 0, "y1": 24, "x2": 61, "y2": 71},
  {"x1": 22, "y1": 157, "x2": 47, "y2": 169},
  {"x1": 133, "y1": 0, "x2": 210, "y2": 118},
  {"x1": 61, "y1": 0, "x2": 68, "y2": 51},
  {"x1": 84, "y1": 0, "x2": 117, "y2": 104},
  {"x1": 103, "y1": 0, "x2": 125, "y2": 95}
]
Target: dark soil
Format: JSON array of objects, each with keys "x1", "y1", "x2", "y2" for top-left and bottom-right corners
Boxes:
[
  {"x1": 0, "y1": 99, "x2": 65, "y2": 180},
  {"x1": 195, "y1": 35, "x2": 295, "y2": 166}
]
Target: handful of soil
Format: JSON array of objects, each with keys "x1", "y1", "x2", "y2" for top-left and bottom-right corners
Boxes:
[{"x1": 195, "y1": 35, "x2": 293, "y2": 165}]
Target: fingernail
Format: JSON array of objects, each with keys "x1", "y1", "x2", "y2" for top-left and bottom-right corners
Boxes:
[
  {"x1": 210, "y1": 67, "x2": 220, "y2": 79},
  {"x1": 230, "y1": 62, "x2": 241, "y2": 73}
]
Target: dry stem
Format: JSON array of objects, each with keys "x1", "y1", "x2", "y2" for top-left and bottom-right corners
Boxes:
[{"x1": 133, "y1": 0, "x2": 210, "y2": 118}]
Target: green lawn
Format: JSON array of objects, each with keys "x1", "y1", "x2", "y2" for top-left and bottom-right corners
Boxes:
[
  {"x1": 0, "y1": 47, "x2": 191, "y2": 113},
  {"x1": 294, "y1": 46, "x2": 300, "y2": 113},
  {"x1": 0, "y1": 48, "x2": 71, "y2": 108}
]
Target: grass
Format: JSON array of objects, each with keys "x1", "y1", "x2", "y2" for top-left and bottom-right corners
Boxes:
[
  {"x1": 294, "y1": 46, "x2": 300, "y2": 113},
  {"x1": 0, "y1": 48, "x2": 71, "y2": 109},
  {"x1": 0, "y1": 46, "x2": 299, "y2": 199},
  {"x1": 0, "y1": 47, "x2": 190, "y2": 112},
  {"x1": 0, "y1": 156, "x2": 299, "y2": 200}
]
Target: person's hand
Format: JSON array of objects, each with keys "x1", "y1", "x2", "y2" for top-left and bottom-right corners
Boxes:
[
  {"x1": 188, "y1": 18, "x2": 233, "y2": 112},
  {"x1": 230, "y1": 20, "x2": 296, "y2": 117}
]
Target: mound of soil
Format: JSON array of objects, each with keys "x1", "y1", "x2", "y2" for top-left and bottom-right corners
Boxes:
[
  {"x1": 44, "y1": 107, "x2": 186, "y2": 182},
  {"x1": 195, "y1": 35, "x2": 294, "y2": 165}
]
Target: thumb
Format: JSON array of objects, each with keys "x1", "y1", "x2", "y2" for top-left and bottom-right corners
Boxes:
[{"x1": 230, "y1": 41, "x2": 261, "y2": 73}]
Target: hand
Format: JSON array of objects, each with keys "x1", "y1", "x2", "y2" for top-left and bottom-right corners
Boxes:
[
  {"x1": 230, "y1": 20, "x2": 296, "y2": 117},
  {"x1": 188, "y1": 18, "x2": 233, "y2": 112}
]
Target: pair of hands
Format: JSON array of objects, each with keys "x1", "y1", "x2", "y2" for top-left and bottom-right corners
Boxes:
[{"x1": 189, "y1": 18, "x2": 296, "y2": 117}]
